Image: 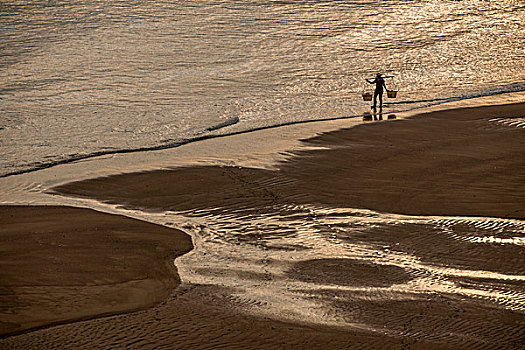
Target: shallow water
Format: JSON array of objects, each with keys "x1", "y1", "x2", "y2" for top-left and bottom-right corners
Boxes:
[{"x1": 1, "y1": 0, "x2": 524, "y2": 176}]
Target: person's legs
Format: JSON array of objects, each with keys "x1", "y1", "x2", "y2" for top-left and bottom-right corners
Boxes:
[
  {"x1": 373, "y1": 91, "x2": 378, "y2": 109},
  {"x1": 378, "y1": 90, "x2": 383, "y2": 109}
]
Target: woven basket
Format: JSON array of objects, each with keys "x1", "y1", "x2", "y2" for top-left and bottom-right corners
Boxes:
[
  {"x1": 362, "y1": 93, "x2": 373, "y2": 101},
  {"x1": 387, "y1": 90, "x2": 397, "y2": 98}
]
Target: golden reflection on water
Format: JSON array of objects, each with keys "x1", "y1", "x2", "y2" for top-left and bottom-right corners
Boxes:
[{"x1": 1, "y1": 0, "x2": 524, "y2": 176}]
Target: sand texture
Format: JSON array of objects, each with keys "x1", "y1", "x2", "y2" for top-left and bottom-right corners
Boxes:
[
  {"x1": 2, "y1": 103, "x2": 524, "y2": 349},
  {"x1": 0, "y1": 206, "x2": 192, "y2": 336}
]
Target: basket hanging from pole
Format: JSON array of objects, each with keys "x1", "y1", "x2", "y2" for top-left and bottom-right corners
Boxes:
[{"x1": 387, "y1": 90, "x2": 397, "y2": 98}]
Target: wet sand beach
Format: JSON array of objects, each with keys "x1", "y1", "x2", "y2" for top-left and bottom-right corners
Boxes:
[
  {"x1": 0, "y1": 206, "x2": 193, "y2": 336},
  {"x1": 1, "y1": 102, "x2": 524, "y2": 349}
]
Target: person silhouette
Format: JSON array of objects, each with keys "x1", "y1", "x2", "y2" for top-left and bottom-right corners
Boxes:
[{"x1": 366, "y1": 73, "x2": 388, "y2": 110}]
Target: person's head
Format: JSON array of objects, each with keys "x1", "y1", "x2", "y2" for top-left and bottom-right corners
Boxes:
[{"x1": 376, "y1": 73, "x2": 382, "y2": 78}]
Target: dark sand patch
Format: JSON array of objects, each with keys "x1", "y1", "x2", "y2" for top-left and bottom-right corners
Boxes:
[
  {"x1": 285, "y1": 103, "x2": 525, "y2": 219},
  {"x1": 0, "y1": 205, "x2": 192, "y2": 336},
  {"x1": 345, "y1": 221, "x2": 525, "y2": 275},
  {"x1": 316, "y1": 289, "x2": 525, "y2": 349},
  {"x1": 1, "y1": 284, "x2": 452, "y2": 350},
  {"x1": 53, "y1": 166, "x2": 284, "y2": 214},
  {"x1": 289, "y1": 258, "x2": 413, "y2": 287}
]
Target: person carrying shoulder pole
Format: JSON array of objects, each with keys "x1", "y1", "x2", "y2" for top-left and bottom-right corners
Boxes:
[{"x1": 366, "y1": 73, "x2": 388, "y2": 110}]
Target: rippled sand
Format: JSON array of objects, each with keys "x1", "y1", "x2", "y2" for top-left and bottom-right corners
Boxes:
[{"x1": 2, "y1": 102, "x2": 524, "y2": 349}]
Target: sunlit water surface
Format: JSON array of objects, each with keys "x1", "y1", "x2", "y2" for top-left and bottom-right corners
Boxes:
[{"x1": 1, "y1": 0, "x2": 524, "y2": 176}]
